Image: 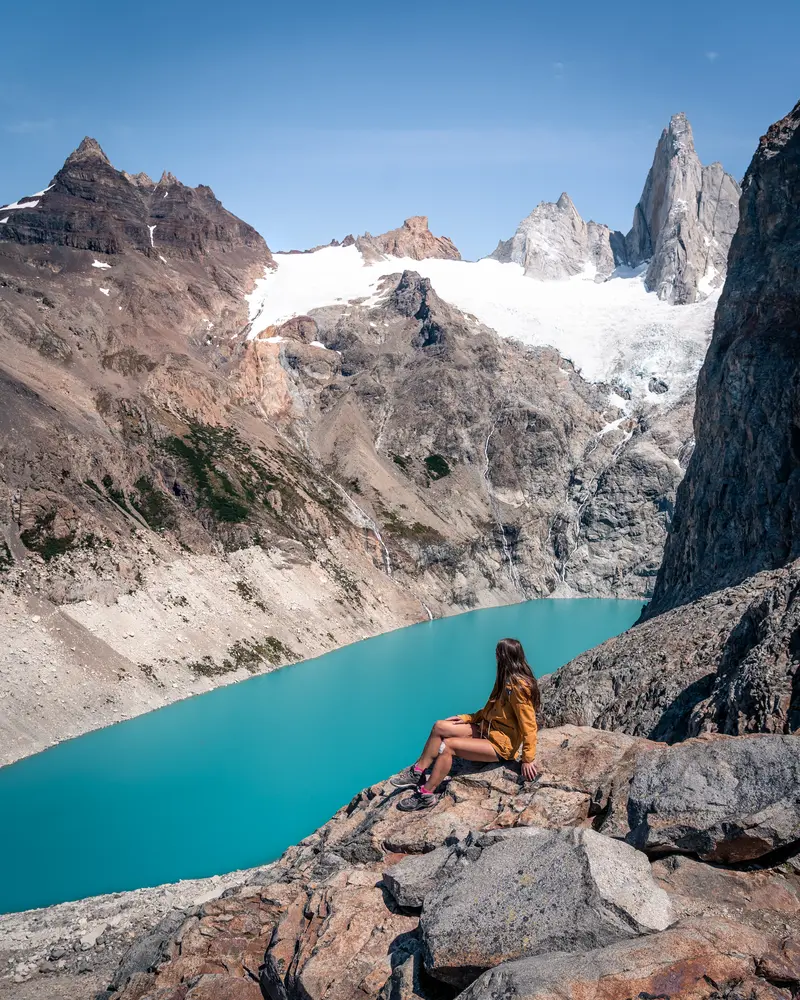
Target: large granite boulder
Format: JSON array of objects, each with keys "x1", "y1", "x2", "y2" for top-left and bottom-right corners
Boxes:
[
  {"x1": 462, "y1": 844, "x2": 800, "y2": 1000},
  {"x1": 419, "y1": 827, "x2": 673, "y2": 988},
  {"x1": 620, "y1": 734, "x2": 800, "y2": 862}
]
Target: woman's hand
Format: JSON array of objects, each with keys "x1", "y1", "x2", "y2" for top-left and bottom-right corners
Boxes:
[
  {"x1": 444, "y1": 715, "x2": 465, "y2": 723},
  {"x1": 521, "y1": 761, "x2": 538, "y2": 781}
]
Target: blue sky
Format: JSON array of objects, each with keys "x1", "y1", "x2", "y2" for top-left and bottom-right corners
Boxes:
[{"x1": 2, "y1": 0, "x2": 798, "y2": 260}]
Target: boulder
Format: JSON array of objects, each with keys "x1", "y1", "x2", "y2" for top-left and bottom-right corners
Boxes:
[
  {"x1": 459, "y1": 922, "x2": 779, "y2": 1000},
  {"x1": 622, "y1": 734, "x2": 800, "y2": 861},
  {"x1": 463, "y1": 849, "x2": 800, "y2": 999},
  {"x1": 419, "y1": 827, "x2": 673, "y2": 988},
  {"x1": 382, "y1": 845, "x2": 454, "y2": 909}
]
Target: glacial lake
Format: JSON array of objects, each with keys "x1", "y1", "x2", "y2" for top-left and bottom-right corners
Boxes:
[{"x1": 0, "y1": 598, "x2": 641, "y2": 914}]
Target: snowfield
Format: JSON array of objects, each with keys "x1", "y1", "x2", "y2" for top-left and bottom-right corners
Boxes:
[{"x1": 245, "y1": 245, "x2": 718, "y2": 403}]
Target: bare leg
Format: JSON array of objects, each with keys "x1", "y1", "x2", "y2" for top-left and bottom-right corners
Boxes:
[
  {"x1": 416, "y1": 720, "x2": 473, "y2": 771},
  {"x1": 425, "y1": 736, "x2": 499, "y2": 792}
]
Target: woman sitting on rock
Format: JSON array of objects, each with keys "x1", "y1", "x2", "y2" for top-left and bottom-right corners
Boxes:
[{"x1": 394, "y1": 637, "x2": 540, "y2": 811}]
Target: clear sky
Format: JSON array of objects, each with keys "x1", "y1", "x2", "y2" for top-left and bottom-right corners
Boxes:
[{"x1": 2, "y1": 0, "x2": 798, "y2": 260}]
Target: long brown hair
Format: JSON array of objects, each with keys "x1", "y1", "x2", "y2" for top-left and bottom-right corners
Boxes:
[{"x1": 489, "y1": 638, "x2": 541, "y2": 711}]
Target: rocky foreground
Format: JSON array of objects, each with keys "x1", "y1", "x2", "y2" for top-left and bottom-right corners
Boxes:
[{"x1": 2, "y1": 724, "x2": 798, "y2": 1000}]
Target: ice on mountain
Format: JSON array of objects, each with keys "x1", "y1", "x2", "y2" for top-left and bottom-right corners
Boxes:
[
  {"x1": 0, "y1": 218, "x2": 8, "y2": 224},
  {"x1": 147, "y1": 225, "x2": 156, "y2": 247},
  {"x1": 31, "y1": 185, "x2": 55, "y2": 197},
  {"x1": 92, "y1": 260, "x2": 111, "y2": 269},
  {"x1": 99, "y1": 288, "x2": 110, "y2": 297},
  {"x1": 244, "y1": 245, "x2": 717, "y2": 405}
]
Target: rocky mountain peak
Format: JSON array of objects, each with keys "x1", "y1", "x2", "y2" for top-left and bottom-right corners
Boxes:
[
  {"x1": 664, "y1": 111, "x2": 694, "y2": 153},
  {"x1": 556, "y1": 191, "x2": 578, "y2": 214},
  {"x1": 492, "y1": 114, "x2": 738, "y2": 303},
  {"x1": 2, "y1": 137, "x2": 270, "y2": 260},
  {"x1": 356, "y1": 216, "x2": 461, "y2": 262},
  {"x1": 64, "y1": 136, "x2": 111, "y2": 167},
  {"x1": 121, "y1": 171, "x2": 155, "y2": 188},
  {"x1": 625, "y1": 112, "x2": 740, "y2": 304},
  {"x1": 489, "y1": 194, "x2": 625, "y2": 279}
]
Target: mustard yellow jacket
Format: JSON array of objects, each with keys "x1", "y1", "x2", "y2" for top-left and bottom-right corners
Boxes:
[{"x1": 459, "y1": 682, "x2": 538, "y2": 763}]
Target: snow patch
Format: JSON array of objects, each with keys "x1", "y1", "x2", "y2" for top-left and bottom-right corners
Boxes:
[
  {"x1": 147, "y1": 225, "x2": 156, "y2": 247},
  {"x1": 99, "y1": 288, "x2": 110, "y2": 297},
  {"x1": 309, "y1": 340, "x2": 330, "y2": 350},
  {"x1": 31, "y1": 185, "x2": 55, "y2": 198},
  {"x1": 0, "y1": 218, "x2": 8, "y2": 225},
  {"x1": 92, "y1": 260, "x2": 111, "y2": 269},
  {"x1": 598, "y1": 416, "x2": 626, "y2": 437},
  {"x1": 261, "y1": 335, "x2": 284, "y2": 344},
  {"x1": 698, "y1": 264, "x2": 718, "y2": 297},
  {"x1": 607, "y1": 392, "x2": 630, "y2": 410},
  {"x1": 0, "y1": 199, "x2": 39, "y2": 212},
  {"x1": 158, "y1": 255, "x2": 168, "y2": 264},
  {"x1": 245, "y1": 245, "x2": 718, "y2": 403}
]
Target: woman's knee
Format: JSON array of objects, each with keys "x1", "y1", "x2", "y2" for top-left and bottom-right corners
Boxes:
[
  {"x1": 441, "y1": 738, "x2": 456, "y2": 756},
  {"x1": 432, "y1": 719, "x2": 448, "y2": 737}
]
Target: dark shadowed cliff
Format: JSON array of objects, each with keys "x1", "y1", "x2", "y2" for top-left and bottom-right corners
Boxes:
[{"x1": 544, "y1": 100, "x2": 800, "y2": 740}]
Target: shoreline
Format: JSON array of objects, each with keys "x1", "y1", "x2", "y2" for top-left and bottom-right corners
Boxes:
[{"x1": 0, "y1": 588, "x2": 644, "y2": 769}]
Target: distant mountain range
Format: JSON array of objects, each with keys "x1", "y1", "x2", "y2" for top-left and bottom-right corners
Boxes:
[{"x1": 0, "y1": 113, "x2": 736, "y2": 761}]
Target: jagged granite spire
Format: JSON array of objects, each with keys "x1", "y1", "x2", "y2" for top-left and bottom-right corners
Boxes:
[
  {"x1": 626, "y1": 112, "x2": 741, "y2": 304},
  {"x1": 489, "y1": 193, "x2": 626, "y2": 280}
]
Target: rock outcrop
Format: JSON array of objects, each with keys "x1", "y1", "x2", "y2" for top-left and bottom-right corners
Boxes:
[
  {"x1": 544, "y1": 100, "x2": 800, "y2": 741},
  {"x1": 490, "y1": 192, "x2": 626, "y2": 279},
  {"x1": 4, "y1": 725, "x2": 798, "y2": 1000},
  {"x1": 625, "y1": 113, "x2": 741, "y2": 304},
  {"x1": 418, "y1": 828, "x2": 672, "y2": 987},
  {"x1": 356, "y1": 216, "x2": 460, "y2": 261}
]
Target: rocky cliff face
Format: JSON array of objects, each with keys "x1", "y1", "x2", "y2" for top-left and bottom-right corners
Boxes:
[
  {"x1": 626, "y1": 113, "x2": 741, "y2": 304},
  {"x1": 490, "y1": 192, "x2": 626, "y2": 279},
  {"x1": 356, "y1": 215, "x2": 460, "y2": 261},
  {"x1": 544, "y1": 100, "x2": 800, "y2": 741}
]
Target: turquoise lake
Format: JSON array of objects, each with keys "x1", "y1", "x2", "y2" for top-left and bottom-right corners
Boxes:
[{"x1": 0, "y1": 598, "x2": 641, "y2": 914}]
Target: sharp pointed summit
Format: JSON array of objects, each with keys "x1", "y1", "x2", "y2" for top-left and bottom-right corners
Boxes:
[
  {"x1": 65, "y1": 136, "x2": 111, "y2": 167},
  {"x1": 625, "y1": 112, "x2": 741, "y2": 303}
]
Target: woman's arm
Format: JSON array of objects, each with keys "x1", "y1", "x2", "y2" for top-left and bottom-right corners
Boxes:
[{"x1": 512, "y1": 686, "x2": 539, "y2": 778}]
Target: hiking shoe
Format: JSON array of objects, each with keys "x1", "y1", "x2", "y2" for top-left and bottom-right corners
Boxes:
[
  {"x1": 397, "y1": 789, "x2": 441, "y2": 812},
  {"x1": 390, "y1": 766, "x2": 427, "y2": 789}
]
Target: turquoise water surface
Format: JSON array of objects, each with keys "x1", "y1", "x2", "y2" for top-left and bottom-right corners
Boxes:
[{"x1": 0, "y1": 598, "x2": 641, "y2": 914}]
